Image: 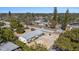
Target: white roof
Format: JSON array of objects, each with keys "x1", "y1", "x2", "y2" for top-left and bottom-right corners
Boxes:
[
  {"x1": 35, "y1": 20, "x2": 42, "y2": 23},
  {"x1": 0, "y1": 42, "x2": 19, "y2": 51},
  {"x1": 69, "y1": 23, "x2": 79, "y2": 28},
  {"x1": 20, "y1": 29, "x2": 44, "y2": 41}
]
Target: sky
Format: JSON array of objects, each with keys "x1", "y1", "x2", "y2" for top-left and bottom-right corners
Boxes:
[{"x1": 0, "y1": 7, "x2": 79, "y2": 13}]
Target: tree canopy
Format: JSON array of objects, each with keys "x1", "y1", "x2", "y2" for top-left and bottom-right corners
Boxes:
[
  {"x1": 10, "y1": 19, "x2": 25, "y2": 34},
  {"x1": 54, "y1": 29, "x2": 79, "y2": 51},
  {"x1": 10, "y1": 19, "x2": 20, "y2": 29},
  {"x1": 61, "y1": 9, "x2": 70, "y2": 30},
  {"x1": 1, "y1": 28, "x2": 15, "y2": 42},
  {"x1": 49, "y1": 7, "x2": 58, "y2": 28},
  {"x1": 16, "y1": 24, "x2": 25, "y2": 34}
]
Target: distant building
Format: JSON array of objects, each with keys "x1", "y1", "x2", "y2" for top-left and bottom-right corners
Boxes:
[
  {"x1": 34, "y1": 19, "x2": 48, "y2": 27},
  {"x1": 0, "y1": 42, "x2": 19, "y2": 51},
  {"x1": 0, "y1": 21, "x2": 10, "y2": 28},
  {"x1": 19, "y1": 29, "x2": 44, "y2": 43},
  {"x1": 66, "y1": 22, "x2": 79, "y2": 30}
]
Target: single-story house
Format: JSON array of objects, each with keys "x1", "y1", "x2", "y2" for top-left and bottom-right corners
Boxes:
[
  {"x1": 0, "y1": 42, "x2": 19, "y2": 51},
  {"x1": 34, "y1": 19, "x2": 48, "y2": 27},
  {"x1": 19, "y1": 29, "x2": 44, "y2": 43},
  {"x1": 66, "y1": 22, "x2": 79, "y2": 30}
]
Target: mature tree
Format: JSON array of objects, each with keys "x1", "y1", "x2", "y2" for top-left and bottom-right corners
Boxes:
[
  {"x1": 25, "y1": 16, "x2": 30, "y2": 25},
  {"x1": 53, "y1": 7, "x2": 57, "y2": 21},
  {"x1": 0, "y1": 27, "x2": 3, "y2": 43},
  {"x1": 10, "y1": 19, "x2": 19, "y2": 29},
  {"x1": 7, "y1": 11, "x2": 12, "y2": 21},
  {"x1": 9, "y1": 11, "x2": 11, "y2": 17},
  {"x1": 1, "y1": 28, "x2": 15, "y2": 42},
  {"x1": 24, "y1": 13, "x2": 33, "y2": 25},
  {"x1": 49, "y1": 7, "x2": 58, "y2": 28},
  {"x1": 54, "y1": 29, "x2": 79, "y2": 51},
  {"x1": 10, "y1": 19, "x2": 25, "y2": 33},
  {"x1": 16, "y1": 24, "x2": 25, "y2": 34},
  {"x1": 61, "y1": 9, "x2": 70, "y2": 30}
]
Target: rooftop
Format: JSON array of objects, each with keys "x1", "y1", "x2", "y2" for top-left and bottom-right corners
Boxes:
[
  {"x1": 68, "y1": 22, "x2": 79, "y2": 28},
  {"x1": 70, "y1": 22, "x2": 79, "y2": 26},
  {"x1": 20, "y1": 29, "x2": 44, "y2": 41},
  {"x1": 0, "y1": 42, "x2": 19, "y2": 51}
]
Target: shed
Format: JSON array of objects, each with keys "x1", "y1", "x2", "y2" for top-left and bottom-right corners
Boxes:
[{"x1": 0, "y1": 42, "x2": 19, "y2": 51}]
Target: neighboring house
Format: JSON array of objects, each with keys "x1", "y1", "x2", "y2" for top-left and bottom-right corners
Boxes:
[
  {"x1": 0, "y1": 42, "x2": 19, "y2": 51},
  {"x1": 19, "y1": 29, "x2": 44, "y2": 43},
  {"x1": 66, "y1": 22, "x2": 79, "y2": 30},
  {"x1": 0, "y1": 21, "x2": 10, "y2": 28},
  {"x1": 34, "y1": 19, "x2": 48, "y2": 27}
]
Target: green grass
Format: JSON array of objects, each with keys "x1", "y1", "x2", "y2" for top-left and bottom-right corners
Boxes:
[{"x1": 14, "y1": 40, "x2": 32, "y2": 51}]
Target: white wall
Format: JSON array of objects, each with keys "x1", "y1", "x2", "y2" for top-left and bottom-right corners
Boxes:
[{"x1": 19, "y1": 37, "x2": 27, "y2": 43}]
